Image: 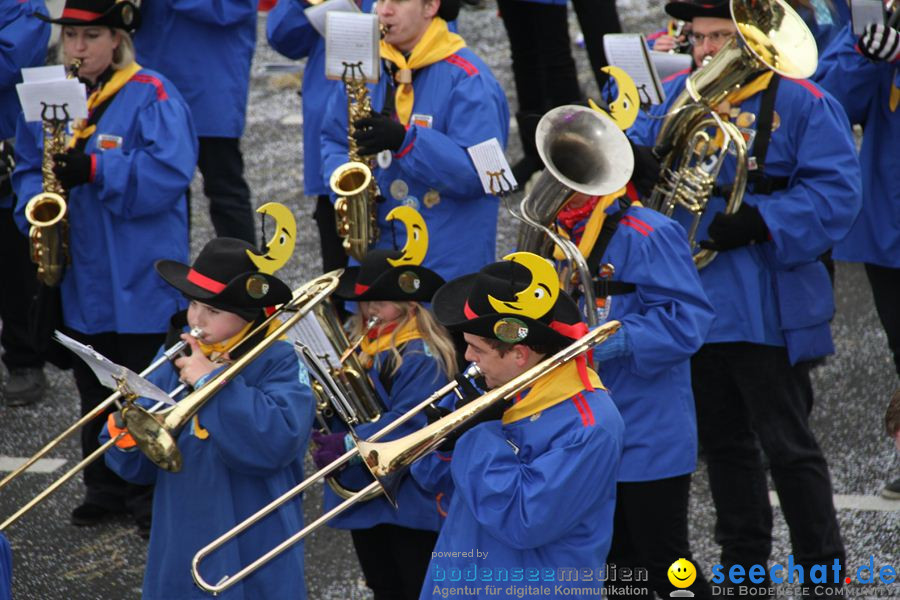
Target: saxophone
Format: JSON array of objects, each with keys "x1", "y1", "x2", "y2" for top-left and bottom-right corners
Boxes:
[
  {"x1": 330, "y1": 62, "x2": 380, "y2": 262},
  {"x1": 24, "y1": 58, "x2": 82, "y2": 287}
]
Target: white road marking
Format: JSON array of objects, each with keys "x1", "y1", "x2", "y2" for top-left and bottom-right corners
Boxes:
[
  {"x1": 0, "y1": 456, "x2": 67, "y2": 474},
  {"x1": 769, "y1": 490, "x2": 899, "y2": 512}
]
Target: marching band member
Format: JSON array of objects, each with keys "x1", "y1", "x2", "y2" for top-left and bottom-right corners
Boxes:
[
  {"x1": 416, "y1": 254, "x2": 625, "y2": 600},
  {"x1": 266, "y1": 0, "x2": 374, "y2": 277},
  {"x1": 134, "y1": 0, "x2": 259, "y2": 243},
  {"x1": 629, "y1": 0, "x2": 860, "y2": 594},
  {"x1": 0, "y1": 531, "x2": 9, "y2": 600},
  {"x1": 12, "y1": 0, "x2": 197, "y2": 537},
  {"x1": 552, "y1": 188, "x2": 716, "y2": 598},
  {"x1": 312, "y1": 207, "x2": 457, "y2": 600},
  {"x1": 321, "y1": 0, "x2": 509, "y2": 281},
  {"x1": 814, "y1": 19, "x2": 900, "y2": 499},
  {"x1": 0, "y1": 0, "x2": 50, "y2": 407},
  {"x1": 102, "y1": 237, "x2": 315, "y2": 600}
]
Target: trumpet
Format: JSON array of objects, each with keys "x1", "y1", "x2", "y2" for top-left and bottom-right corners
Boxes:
[
  {"x1": 191, "y1": 320, "x2": 621, "y2": 595},
  {"x1": 0, "y1": 327, "x2": 201, "y2": 531}
]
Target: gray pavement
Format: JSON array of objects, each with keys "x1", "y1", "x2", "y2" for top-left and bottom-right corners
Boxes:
[{"x1": 2, "y1": 1, "x2": 898, "y2": 598}]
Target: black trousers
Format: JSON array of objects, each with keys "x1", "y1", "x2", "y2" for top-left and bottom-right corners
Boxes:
[
  {"x1": 195, "y1": 136, "x2": 256, "y2": 245},
  {"x1": 0, "y1": 206, "x2": 44, "y2": 370},
  {"x1": 67, "y1": 329, "x2": 164, "y2": 520},
  {"x1": 570, "y1": 0, "x2": 622, "y2": 90},
  {"x1": 496, "y1": 0, "x2": 582, "y2": 114},
  {"x1": 313, "y1": 194, "x2": 349, "y2": 274},
  {"x1": 350, "y1": 523, "x2": 439, "y2": 600},
  {"x1": 691, "y1": 343, "x2": 845, "y2": 576},
  {"x1": 606, "y1": 475, "x2": 712, "y2": 599},
  {"x1": 864, "y1": 263, "x2": 900, "y2": 377}
]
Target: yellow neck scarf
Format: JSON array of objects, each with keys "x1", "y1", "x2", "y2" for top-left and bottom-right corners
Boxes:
[
  {"x1": 503, "y1": 360, "x2": 604, "y2": 424},
  {"x1": 380, "y1": 18, "x2": 465, "y2": 125},
  {"x1": 553, "y1": 191, "x2": 626, "y2": 261},
  {"x1": 720, "y1": 71, "x2": 774, "y2": 112},
  {"x1": 359, "y1": 316, "x2": 423, "y2": 357},
  {"x1": 68, "y1": 62, "x2": 142, "y2": 148}
]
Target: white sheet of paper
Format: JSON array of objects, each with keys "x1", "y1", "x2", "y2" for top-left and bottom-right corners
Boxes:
[
  {"x1": 22, "y1": 65, "x2": 67, "y2": 83},
  {"x1": 649, "y1": 50, "x2": 692, "y2": 82},
  {"x1": 16, "y1": 79, "x2": 87, "y2": 123},
  {"x1": 467, "y1": 138, "x2": 517, "y2": 195},
  {"x1": 305, "y1": 0, "x2": 360, "y2": 37},
  {"x1": 603, "y1": 34, "x2": 664, "y2": 105},
  {"x1": 850, "y1": 0, "x2": 884, "y2": 35},
  {"x1": 54, "y1": 331, "x2": 175, "y2": 406},
  {"x1": 289, "y1": 312, "x2": 342, "y2": 366},
  {"x1": 325, "y1": 12, "x2": 380, "y2": 83}
]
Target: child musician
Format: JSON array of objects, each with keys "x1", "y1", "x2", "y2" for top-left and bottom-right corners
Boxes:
[
  {"x1": 102, "y1": 237, "x2": 315, "y2": 600},
  {"x1": 311, "y1": 207, "x2": 458, "y2": 600}
]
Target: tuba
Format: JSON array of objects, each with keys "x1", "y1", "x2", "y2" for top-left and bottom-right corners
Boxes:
[
  {"x1": 24, "y1": 58, "x2": 81, "y2": 287},
  {"x1": 512, "y1": 105, "x2": 634, "y2": 326},
  {"x1": 331, "y1": 63, "x2": 380, "y2": 261},
  {"x1": 647, "y1": 0, "x2": 817, "y2": 268}
]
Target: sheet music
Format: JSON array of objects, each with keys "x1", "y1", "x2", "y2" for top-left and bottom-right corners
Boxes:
[
  {"x1": 603, "y1": 34, "x2": 665, "y2": 105},
  {"x1": 467, "y1": 138, "x2": 517, "y2": 195},
  {"x1": 649, "y1": 50, "x2": 692, "y2": 82},
  {"x1": 289, "y1": 311, "x2": 342, "y2": 366},
  {"x1": 325, "y1": 12, "x2": 380, "y2": 83},
  {"x1": 17, "y1": 66, "x2": 87, "y2": 123},
  {"x1": 305, "y1": 0, "x2": 360, "y2": 37},
  {"x1": 849, "y1": 0, "x2": 884, "y2": 34},
  {"x1": 54, "y1": 331, "x2": 175, "y2": 406}
]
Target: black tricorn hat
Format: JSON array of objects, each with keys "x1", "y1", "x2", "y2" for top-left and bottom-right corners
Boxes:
[
  {"x1": 665, "y1": 0, "x2": 730, "y2": 21},
  {"x1": 432, "y1": 257, "x2": 587, "y2": 348},
  {"x1": 155, "y1": 238, "x2": 292, "y2": 321},
  {"x1": 334, "y1": 249, "x2": 445, "y2": 303},
  {"x1": 37, "y1": 0, "x2": 141, "y2": 33}
]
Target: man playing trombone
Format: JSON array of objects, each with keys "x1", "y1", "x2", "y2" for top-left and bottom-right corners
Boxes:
[{"x1": 413, "y1": 254, "x2": 625, "y2": 600}]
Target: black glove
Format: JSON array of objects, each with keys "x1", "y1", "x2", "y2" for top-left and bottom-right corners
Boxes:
[
  {"x1": 435, "y1": 396, "x2": 512, "y2": 453},
  {"x1": 628, "y1": 140, "x2": 661, "y2": 198},
  {"x1": 0, "y1": 139, "x2": 14, "y2": 198},
  {"x1": 699, "y1": 203, "x2": 769, "y2": 252},
  {"x1": 52, "y1": 151, "x2": 92, "y2": 191},
  {"x1": 353, "y1": 112, "x2": 406, "y2": 156},
  {"x1": 859, "y1": 23, "x2": 900, "y2": 63}
]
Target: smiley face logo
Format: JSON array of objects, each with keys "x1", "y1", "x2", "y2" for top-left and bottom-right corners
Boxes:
[{"x1": 667, "y1": 558, "x2": 697, "y2": 589}]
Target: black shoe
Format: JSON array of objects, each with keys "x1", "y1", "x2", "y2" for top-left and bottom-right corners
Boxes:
[
  {"x1": 134, "y1": 515, "x2": 151, "y2": 539},
  {"x1": 881, "y1": 477, "x2": 900, "y2": 500},
  {"x1": 71, "y1": 502, "x2": 123, "y2": 526},
  {"x1": 4, "y1": 368, "x2": 47, "y2": 407}
]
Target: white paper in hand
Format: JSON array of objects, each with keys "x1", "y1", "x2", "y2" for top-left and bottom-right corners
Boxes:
[
  {"x1": 54, "y1": 331, "x2": 175, "y2": 406},
  {"x1": 467, "y1": 138, "x2": 517, "y2": 195}
]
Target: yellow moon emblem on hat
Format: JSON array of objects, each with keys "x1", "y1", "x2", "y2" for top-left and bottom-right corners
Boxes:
[
  {"x1": 588, "y1": 66, "x2": 640, "y2": 131},
  {"x1": 247, "y1": 202, "x2": 296, "y2": 275},
  {"x1": 488, "y1": 252, "x2": 559, "y2": 320},
  {"x1": 386, "y1": 205, "x2": 428, "y2": 267}
]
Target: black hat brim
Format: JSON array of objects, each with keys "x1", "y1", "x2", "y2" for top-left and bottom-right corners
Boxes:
[
  {"x1": 37, "y1": 1, "x2": 141, "y2": 32},
  {"x1": 154, "y1": 259, "x2": 292, "y2": 309},
  {"x1": 432, "y1": 274, "x2": 575, "y2": 348},
  {"x1": 665, "y1": 0, "x2": 731, "y2": 21},
  {"x1": 334, "y1": 265, "x2": 445, "y2": 302}
]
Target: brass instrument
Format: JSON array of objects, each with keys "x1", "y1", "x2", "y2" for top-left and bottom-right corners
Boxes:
[
  {"x1": 511, "y1": 105, "x2": 634, "y2": 327},
  {"x1": 648, "y1": 0, "x2": 818, "y2": 268},
  {"x1": 331, "y1": 63, "x2": 380, "y2": 261},
  {"x1": 24, "y1": 58, "x2": 81, "y2": 287},
  {"x1": 122, "y1": 273, "x2": 339, "y2": 472},
  {"x1": 190, "y1": 321, "x2": 620, "y2": 595},
  {"x1": 0, "y1": 327, "x2": 201, "y2": 531}
]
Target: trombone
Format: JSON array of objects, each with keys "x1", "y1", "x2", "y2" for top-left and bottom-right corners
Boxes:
[
  {"x1": 0, "y1": 328, "x2": 201, "y2": 532},
  {"x1": 191, "y1": 319, "x2": 621, "y2": 595}
]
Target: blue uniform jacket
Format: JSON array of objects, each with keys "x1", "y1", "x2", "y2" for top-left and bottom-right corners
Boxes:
[
  {"x1": 629, "y1": 72, "x2": 861, "y2": 364},
  {"x1": 13, "y1": 68, "x2": 197, "y2": 335},
  {"x1": 103, "y1": 337, "x2": 314, "y2": 600},
  {"x1": 134, "y1": 0, "x2": 257, "y2": 138},
  {"x1": 324, "y1": 339, "x2": 447, "y2": 532},
  {"x1": 321, "y1": 48, "x2": 510, "y2": 281},
  {"x1": 0, "y1": 0, "x2": 50, "y2": 209},
  {"x1": 571, "y1": 204, "x2": 714, "y2": 481},
  {"x1": 267, "y1": 0, "x2": 376, "y2": 196},
  {"x1": 815, "y1": 24, "x2": 900, "y2": 268},
  {"x1": 0, "y1": 532, "x2": 9, "y2": 600},
  {"x1": 419, "y1": 385, "x2": 624, "y2": 600}
]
